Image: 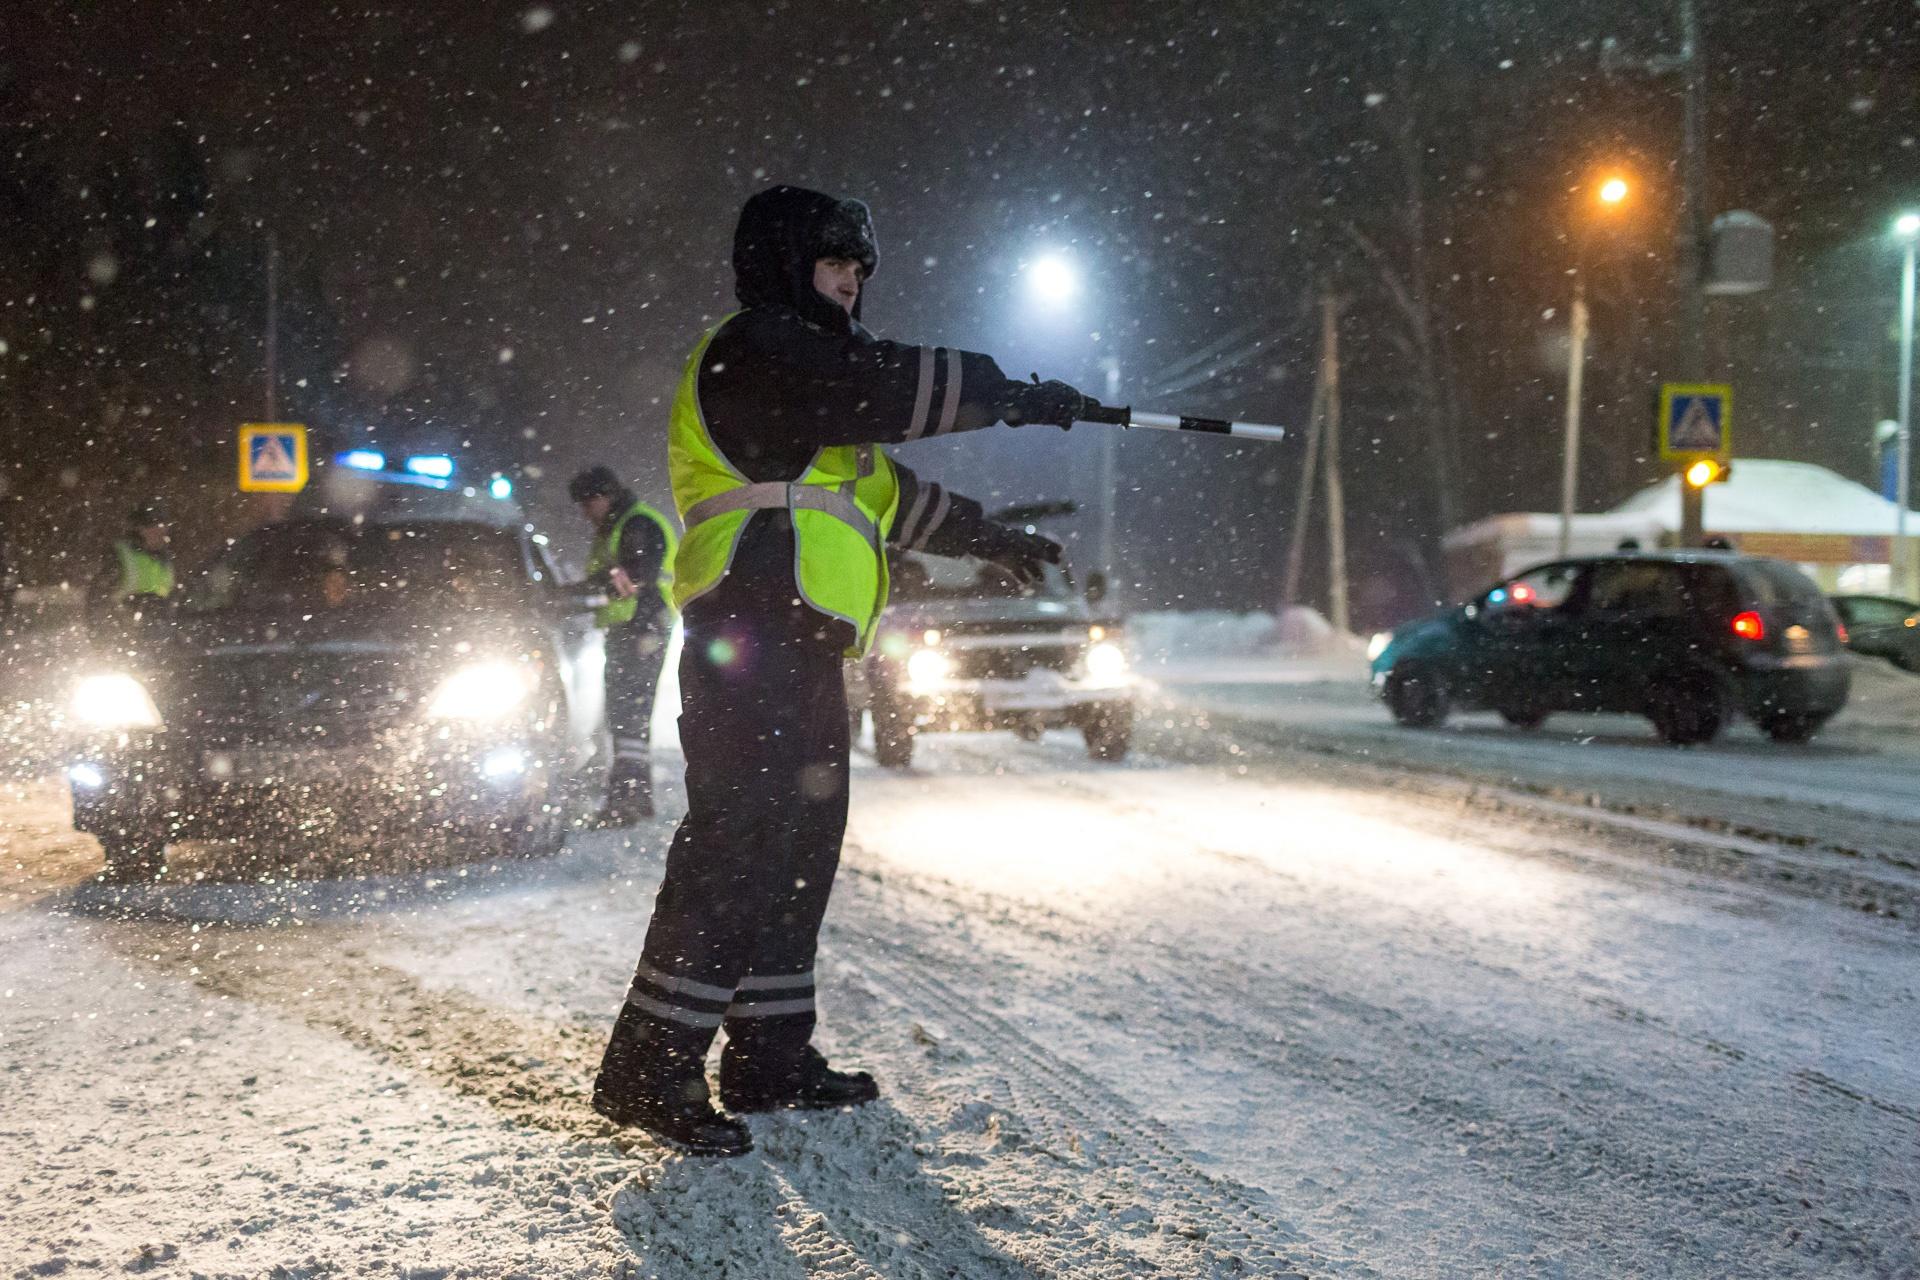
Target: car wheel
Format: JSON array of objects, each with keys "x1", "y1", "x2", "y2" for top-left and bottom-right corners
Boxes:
[
  {"x1": 1385, "y1": 665, "x2": 1450, "y2": 728},
  {"x1": 1082, "y1": 703, "x2": 1134, "y2": 762},
  {"x1": 1498, "y1": 705, "x2": 1549, "y2": 730},
  {"x1": 97, "y1": 823, "x2": 167, "y2": 884},
  {"x1": 1647, "y1": 672, "x2": 1723, "y2": 746},
  {"x1": 873, "y1": 698, "x2": 915, "y2": 769},
  {"x1": 1763, "y1": 713, "x2": 1825, "y2": 745}
]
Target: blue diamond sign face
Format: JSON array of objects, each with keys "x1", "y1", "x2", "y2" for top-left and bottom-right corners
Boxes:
[
  {"x1": 1657, "y1": 384, "x2": 1731, "y2": 461},
  {"x1": 239, "y1": 423, "x2": 308, "y2": 493}
]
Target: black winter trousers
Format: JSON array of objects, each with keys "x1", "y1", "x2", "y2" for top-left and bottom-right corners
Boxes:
[
  {"x1": 603, "y1": 615, "x2": 669, "y2": 780},
  {"x1": 612, "y1": 599, "x2": 851, "y2": 1077}
]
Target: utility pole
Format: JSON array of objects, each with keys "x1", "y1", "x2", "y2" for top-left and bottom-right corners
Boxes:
[
  {"x1": 1099, "y1": 355, "x2": 1121, "y2": 590},
  {"x1": 1321, "y1": 290, "x2": 1350, "y2": 635},
  {"x1": 1607, "y1": 0, "x2": 1710, "y2": 547},
  {"x1": 1557, "y1": 275, "x2": 1590, "y2": 559},
  {"x1": 1897, "y1": 225, "x2": 1917, "y2": 595},
  {"x1": 264, "y1": 230, "x2": 280, "y2": 421},
  {"x1": 1675, "y1": 0, "x2": 1710, "y2": 547},
  {"x1": 1278, "y1": 377, "x2": 1327, "y2": 616}
]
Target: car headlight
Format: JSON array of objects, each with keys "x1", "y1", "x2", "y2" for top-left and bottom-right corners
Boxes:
[
  {"x1": 1367, "y1": 631, "x2": 1393, "y2": 661},
  {"x1": 427, "y1": 659, "x2": 536, "y2": 721},
  {"x1": 1084, "y1": 640, "x2": 1129, "y2": 682},
  {"x1": 905, "y1": 647, "x2": 951, "y2": 687},
  {"x1": 70, "y1": 673, "x2": 163, "y2": 728}
]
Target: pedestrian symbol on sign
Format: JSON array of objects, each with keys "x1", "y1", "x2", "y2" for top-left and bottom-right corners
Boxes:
[
  {"x1": 1656, "y1": 384, "x2": 1732, "y2": 462},
  {"x1": 251, "y1": 434, "x2": 298, "y2": 481},
  {"x1": 238, "y1": 423, "x2": 309, "y2": 493}
]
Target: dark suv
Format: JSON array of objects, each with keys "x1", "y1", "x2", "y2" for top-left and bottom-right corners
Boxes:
[
  {"x1": 1368, "y1": 552, "x2": 1850, "y2": 744},
  {"x1": 64, "y1": 504, "x2": 606, "y2": 881}
]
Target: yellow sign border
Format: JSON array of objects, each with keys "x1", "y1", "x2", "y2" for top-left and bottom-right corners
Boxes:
[
  {"x1": 238, "y1": 423, "x2": 309, "y2": 493},
  {"x1": 1657, "y1": 383, "x2": 1732, "y2": 462}
]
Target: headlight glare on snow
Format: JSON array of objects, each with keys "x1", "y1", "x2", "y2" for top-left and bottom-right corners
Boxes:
[
  {"x1": 905, "y1": 647, "x2": 951, "y2": 688},
  {"x1": 427, "y1": 659, "x2": 535, "y2": 721},
  {"x1": 1084, "y1": 640, "x2": 1129, "y2": 682},
  {"x1": 1367, "y1": 631, "x2": 1393, "y2": 661},
  {"x1": 70, "y1": 673, "x2": 163, "y2": 729}
]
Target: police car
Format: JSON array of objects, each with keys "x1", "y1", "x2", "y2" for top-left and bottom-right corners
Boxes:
[
  {"x1": 849, "y1": 507, "x2": 1134, "y2": 768},
  {"x1": 65, "y1": 452, "x2": 608, "y2": 881}
]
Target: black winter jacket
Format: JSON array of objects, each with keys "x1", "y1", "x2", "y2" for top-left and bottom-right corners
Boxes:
[{"x1": 689, "y1": 186, "x2": 1033, "y2": 642}]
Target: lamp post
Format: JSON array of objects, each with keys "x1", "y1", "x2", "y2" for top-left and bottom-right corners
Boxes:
[
  {"x1": 1557, "y1": 176, "x2": 1631, "y2": 559},
  {"x1": 1022, "y1": 253, "x2": 1119, "y2": 580},
  {"x1": 1895, "y1": 212, "x2": 1919, "y2": 595}
]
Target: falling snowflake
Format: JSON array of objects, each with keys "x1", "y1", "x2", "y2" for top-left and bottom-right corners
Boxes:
[{"x1": 520, "y1": 7, "x2": 554, "y2": 34}]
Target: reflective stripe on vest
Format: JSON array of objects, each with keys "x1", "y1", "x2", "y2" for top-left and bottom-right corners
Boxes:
[
  {"x1": 586, "y1": 500, "x2": 678, "y2": 628},
  {"x1": 114, "y1": 542, "x2": 174, "y2": 599},
  {"x1": 667, "y1": 315, "x2": 901, "y2": 657}
]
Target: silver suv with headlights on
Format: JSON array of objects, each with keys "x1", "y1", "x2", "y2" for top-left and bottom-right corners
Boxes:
[
  {"x1": 848, "y1": 547, "x2": 1134, "y2": 769},
  {"x1": 64, "y1": 507, "x2": 606, "y2": 882}
]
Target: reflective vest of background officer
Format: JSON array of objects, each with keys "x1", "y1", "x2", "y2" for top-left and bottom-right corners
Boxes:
[
  {"x1": 591, "y1": 184, "x2": 1094, "y2": 1156},
  {"x1": 87, "y1": 499, "x2": 174, "y2": 635},
  {"x1": 571, "y1": 466, "x2": 677, "y2": 826}
]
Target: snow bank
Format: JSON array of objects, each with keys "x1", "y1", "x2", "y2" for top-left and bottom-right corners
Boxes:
[{"x1": 1129, "y1": 608, "x2": 1370, "y2": 686}]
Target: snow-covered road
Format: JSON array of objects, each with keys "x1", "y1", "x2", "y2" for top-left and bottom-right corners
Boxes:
[{"x1": 3, "y1": 707, "x2": 1916, "y2": 1278}]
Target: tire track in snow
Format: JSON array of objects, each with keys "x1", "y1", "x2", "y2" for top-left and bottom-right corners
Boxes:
[
  {"x1": 855, "y1": 739, "x2": 1918, "y2": 1275},
  {"x1": 946, "y1": 735, "x2": 1920, "y2": 1135},
  {"x1": 91, "y1": 913, "x2": 1160, "y2": 1278},
  {"x1": 848, "y1": 927, "x2": 1351, "y2": 1279}
]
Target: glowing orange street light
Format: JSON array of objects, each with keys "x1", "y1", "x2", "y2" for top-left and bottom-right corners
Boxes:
[{"x1": 1598, "y1": 176, "x2": 1630, "y2": 206}]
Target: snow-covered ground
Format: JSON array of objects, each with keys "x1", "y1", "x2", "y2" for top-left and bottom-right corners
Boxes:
[{"x1": 4, "y1": 700, "x2": 1916, "y2": 1277}]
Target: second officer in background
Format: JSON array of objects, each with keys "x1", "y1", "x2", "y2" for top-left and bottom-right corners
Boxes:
[{"x1": 571, "y1": 466, "x2": 677, "y2": 825}]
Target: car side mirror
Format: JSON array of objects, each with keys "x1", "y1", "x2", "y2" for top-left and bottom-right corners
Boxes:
[{"x1": 1085, "y1": 570, "x2": 1108, "y2": 605}]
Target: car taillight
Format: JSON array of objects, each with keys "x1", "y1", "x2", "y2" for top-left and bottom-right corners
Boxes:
[
  {"x1": 1835, "y1": 622, "x2": 1849, "y2": 644},
  {"x1": 1731, "y1": 610, "x2": 1765, "y2": 641}
]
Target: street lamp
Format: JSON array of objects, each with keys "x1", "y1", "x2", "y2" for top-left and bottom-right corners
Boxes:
[
  {"x1": 1557, "y1": 175, "x2": 1633, "y2": 558},
  {"x1": 1894, "y1": 212, "x2": 1919, "y2": 594},
  {"x1": 1025, "y1": 254, "x2": 1079, "y2": 307}
]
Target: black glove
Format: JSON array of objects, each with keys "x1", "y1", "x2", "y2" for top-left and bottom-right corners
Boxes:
[
  {"x1": 979, "y1": 524, "x2": 1064, "y2": 590},
  {"x1": 1003, "y1": 374, "x2": 1093, "y2": 430}
]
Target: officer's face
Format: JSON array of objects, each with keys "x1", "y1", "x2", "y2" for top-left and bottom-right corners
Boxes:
[
  {"x1": 813, "y1": 257, "x2": 864, "y2": 316},
  {"x1": 137, "y1": 524, "x2": 169, "y2": 552},
  {"x1": 577, "y1": 495, "x2": 612, "y2": 525}
]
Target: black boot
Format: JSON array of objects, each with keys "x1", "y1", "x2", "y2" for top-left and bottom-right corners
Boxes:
[
  {"x1": 593, "y1": 760, "x2": 654, "y2": 827},
  {"x1": 720, "y1": 1043, "x2": 879, "y2": 1114},
  {"x1": 593, "y1": 1004, "x2": 750, "y2": 1157}
]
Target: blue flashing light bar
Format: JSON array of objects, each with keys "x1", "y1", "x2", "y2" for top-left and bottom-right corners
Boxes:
[
  {"x1": 405, "y1": 454, "x2": 456, "y2": 479},
  {"x1": 488, "y1": 474, "x2": 513, "y2": 500},
  {"x1": 337, "y1": 449, "x2": 387, "y2": 472}
]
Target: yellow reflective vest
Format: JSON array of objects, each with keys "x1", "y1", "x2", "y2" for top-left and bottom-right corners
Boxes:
[
  {"x1": 585, "y1": 499, "x2": 677, "y2": 628},
  {"x1": 113, "y1": 541, "x2": 175, "y2": 599},
  {"x1": 667, "y1": 316, "x2": 901, "y2": 657}
]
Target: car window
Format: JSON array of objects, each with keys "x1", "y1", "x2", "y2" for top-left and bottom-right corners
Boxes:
[
  {"x1": 182, "y1": 521, "x2": 527, "y2": 613},
  {"x1": 1739, "y1": 561, "x2": 1829, "y2": 610},
  {"x1": 888, "y1": 551, "x2": 1070, "y2": 601},
  {"x1": 1587, "y1": 562, "x2": 1688, "y2": 617},
  {"x1": 1485, "y1": 563, "x2": 1582, "y2": 612},
  {"x1": 1836, "y1": 596, "x2": 1913, "y2": 626}
]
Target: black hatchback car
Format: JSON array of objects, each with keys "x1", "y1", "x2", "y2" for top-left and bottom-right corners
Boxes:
[
  {"x1": 64, "y1": 506, "x2": 606, "y2": 881},
  {"x1": 1368, "y1": 552, "x2": 1850, "y2": 744}
]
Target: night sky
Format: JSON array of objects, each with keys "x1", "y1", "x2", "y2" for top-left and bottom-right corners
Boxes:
[{"x1": 3, "y1": 1, "x2": 1915, "y2": 621}]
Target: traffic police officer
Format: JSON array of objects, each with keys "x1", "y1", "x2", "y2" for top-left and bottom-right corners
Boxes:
[
  {"x1": 592, "y1": 185, "x2": 1093, "y2": 1155},
  {"x1": 87, "y1": 500, "x2": 174, "y2": 630},
  {"x1": 570, "y1": 466, "x2": 677, "y2": 825}
]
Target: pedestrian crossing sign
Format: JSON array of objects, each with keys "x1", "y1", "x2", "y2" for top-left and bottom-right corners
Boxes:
[
  {"x1": 1657, "y1": 384, "x2": 1731, "y2": 461},
  {"x1": 239, "y1": 423, "x2": 309, "y2": 493}
]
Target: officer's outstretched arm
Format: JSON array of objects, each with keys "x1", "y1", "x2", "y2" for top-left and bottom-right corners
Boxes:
[{"x1": 708, "y1": 311, "x2": 1029, "y2": 449}]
